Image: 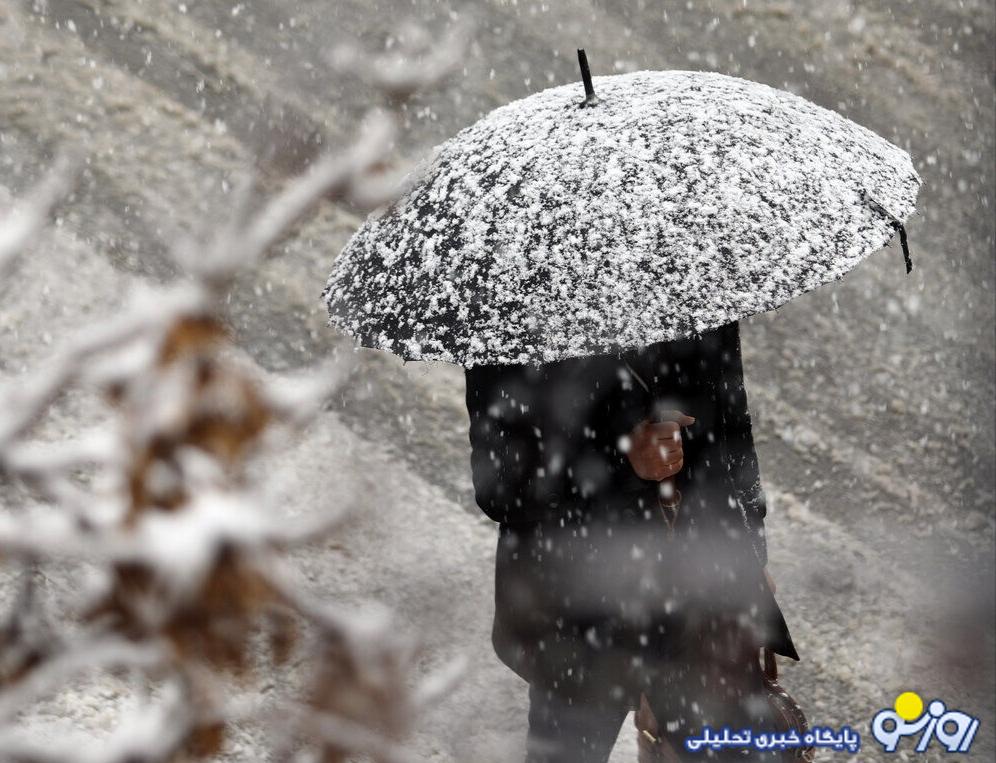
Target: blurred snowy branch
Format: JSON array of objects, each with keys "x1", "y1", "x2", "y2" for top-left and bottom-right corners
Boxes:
[
  {"x1": 0, "y1": 21, "x2": 466, "y2": 763},
  {"x1": 180, "y1": 109, "x2": 399, "y2": 289},
  {"x1": 0, "y1": 150, "x2": 83, "y2": 283},
  {"x1": 329, "y1": 19, "x2": 473, "y2": 105}
]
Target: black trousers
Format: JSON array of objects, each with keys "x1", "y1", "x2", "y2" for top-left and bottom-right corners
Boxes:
[
  {"x1": 523, "y1": 617, "x2": 781, "y2": 763},
  {"x1": 524, "y1": 683, "x2": 631, "y2": 763},
  {"x1": 523, "y1": 683, "x2": 780, "y2": 763}
]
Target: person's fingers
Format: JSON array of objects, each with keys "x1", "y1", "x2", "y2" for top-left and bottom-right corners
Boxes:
[
  {"x1": 645, "y1": 454, "x2": 682, "y2": 479},
  {"x1": 632, "y1": 420, "x2": 667, "y2": 443},
  {"x1": 650, "y1": 461, "x2": 680, "y2": 480},
  {"x1": 628, "y1": 416, "x2": 689, "y2": 481},
  {"x1": 646, "y1": 421, "x2": 680, "y2": 439},
  {"x1": 654, "y1": 409, "x2": 696, "y2": 427},
  {"x1": 654, "y1": 442, "x2": 682, "y2": 458},
  {"x1": 633, "y1": 446, "x2": 683, "y2": 480},
  {"x1": 654, "y1": 457, "x2": 683, "y2": 480}
]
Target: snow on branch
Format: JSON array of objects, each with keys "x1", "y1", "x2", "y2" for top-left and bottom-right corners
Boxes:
[
  {"x1": 0, "y1": 21, "x2": 467, "y2": 763},
  {"x1": 0, "y1": 149, "x2": 83, "y2": 282},
  {"x1": 329, "y1": 19, "x2": 473, "y2": 105}
]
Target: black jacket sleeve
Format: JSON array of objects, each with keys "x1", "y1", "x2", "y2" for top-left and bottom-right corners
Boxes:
[
  {"x1": 717, "y1": 321, "x2": 769, "y2": 567},
  {"x1": 464, "y1": 365, "x2": 572, "y2": 525}
]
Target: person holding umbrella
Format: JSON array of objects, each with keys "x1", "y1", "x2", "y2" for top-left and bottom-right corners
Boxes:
[
  {"x1": 465, "y1": 319, "x2": 797, "y2": 761},
  {"x1": 322, "y1": 51, "x2": 919, "y2": 762}
]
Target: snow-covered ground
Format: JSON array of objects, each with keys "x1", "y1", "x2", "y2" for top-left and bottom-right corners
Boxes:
[{"x1": 1, "y1": 0, "x2": 993, "y2": 760}]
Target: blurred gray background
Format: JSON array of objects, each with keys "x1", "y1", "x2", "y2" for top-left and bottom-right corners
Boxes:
[{"x1": 1, "y1": 0, "x2": 993, "y2": 760}]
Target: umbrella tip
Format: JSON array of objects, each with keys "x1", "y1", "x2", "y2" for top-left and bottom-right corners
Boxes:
[{"x1": 576, "y1": 48, "x2": 600, "y2": 108}]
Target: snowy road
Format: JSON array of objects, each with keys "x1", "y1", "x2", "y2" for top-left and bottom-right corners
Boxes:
[{"x1": 1, "y1": 0, "x2": 993, "y2": 760}]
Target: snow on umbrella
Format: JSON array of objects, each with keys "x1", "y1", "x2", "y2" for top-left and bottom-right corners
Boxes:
[{"x1": 322, "y1": 51, "x2": 921, "y2": 367}]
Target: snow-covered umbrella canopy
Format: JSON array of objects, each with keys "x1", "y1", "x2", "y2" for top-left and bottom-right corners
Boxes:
[{"x1": 322, "y1": 54, "x2": 921, "y2": 367}]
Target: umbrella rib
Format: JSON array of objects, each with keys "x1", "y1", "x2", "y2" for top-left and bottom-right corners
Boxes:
[{"x1": 861, "y1": 188, "x2": 914, "y2": 274}]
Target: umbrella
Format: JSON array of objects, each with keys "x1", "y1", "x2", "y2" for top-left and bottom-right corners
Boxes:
[{"x1": 321, "y1": 50, "x2": 920, "y2": 367}]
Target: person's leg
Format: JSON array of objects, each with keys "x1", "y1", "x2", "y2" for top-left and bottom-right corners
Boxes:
[
  {"x1": 645, "y1": 619, "x2": 782, "y2": 761},
  {"x1": 524, "y1": 683, "x2": 630, "y2": 763}
]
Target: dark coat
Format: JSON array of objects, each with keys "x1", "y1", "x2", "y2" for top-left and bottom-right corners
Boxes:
[{"x1": 464, "y1": 321, "x2": 798, "y2": 705}]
